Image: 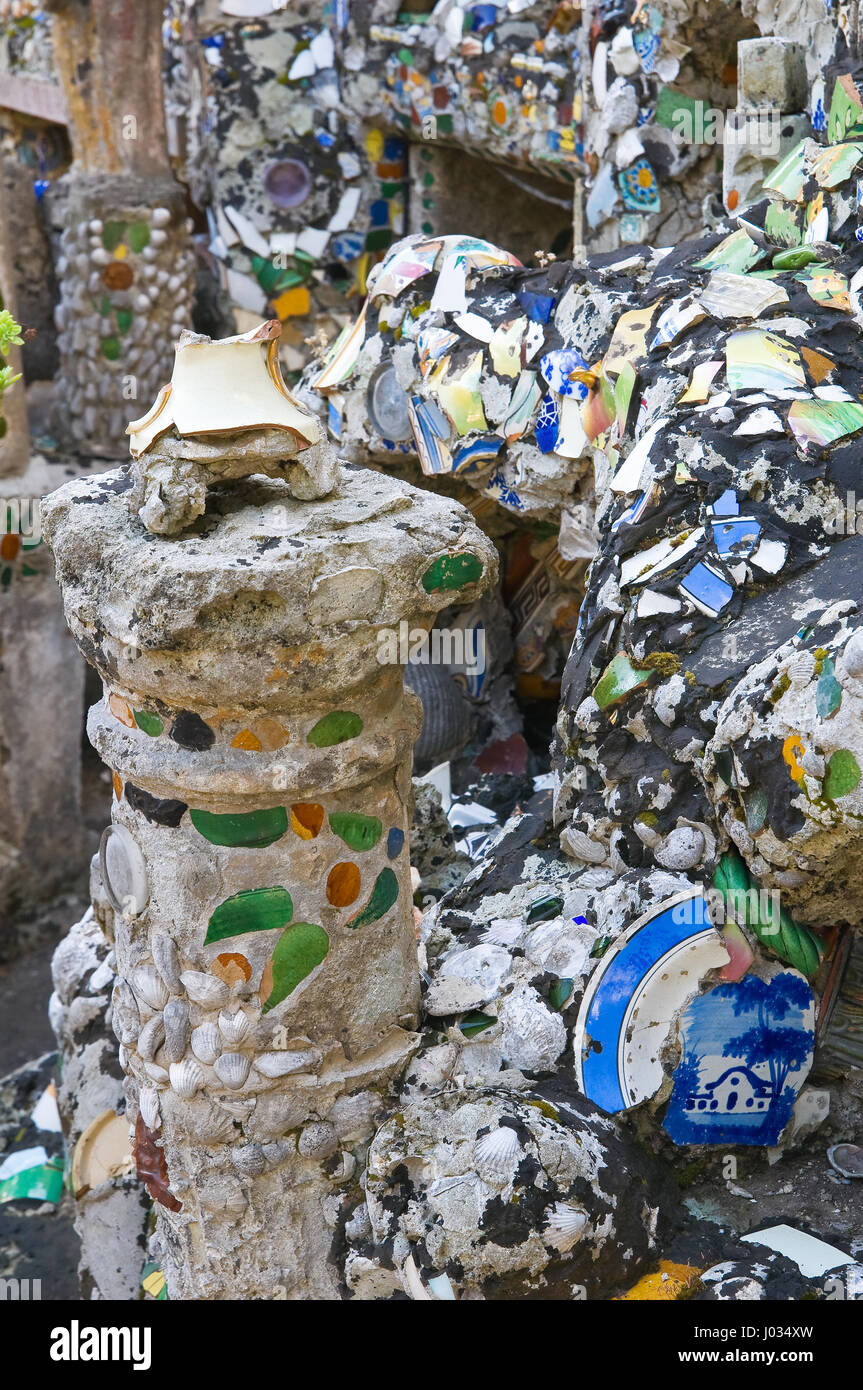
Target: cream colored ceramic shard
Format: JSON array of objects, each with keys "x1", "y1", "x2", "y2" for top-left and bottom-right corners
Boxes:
[
  {"x1": 71, "y1": 1110, "x2": 135, "y2": 1197},
  {"x1": 127, "y1": 320, "x2": 322, "y2": 457}
]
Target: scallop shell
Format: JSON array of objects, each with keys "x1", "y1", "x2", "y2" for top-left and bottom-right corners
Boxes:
[
  {"x1": 130, "y1": 964, "x2": 169, "y2": 1012},
  {"x1": 544, "y1": 1201, "x2": 588, "y2": 1251},
  {"x1": 180, "y1": 970, "x2": 230, "y2": 1009},
  {"x1": 169, "y1": 1057, "x2": 205, "y2": 1099},
  {"x1": 253, "y1": 1049, "x2": 321, "y2": 1078},
  {"x1": 190, "y1": 1021, "x2": 222, "y2": 1066},
  {"x1": 136, "y1": 1012, "x2": 166, "y2": 1063},
  {"x1": 111, "y1": 981, "x2": 140, "y2": 1045},
  {"x1": 474, "y1": 1124, "x2": 522, "y2": 1182},
  {"x1": 787, "y1": 651, "x2": 816, "y2": 691},
  {"x1": 152, "y1": 932, "x2": 182, "y2": 993},
  {"x1": 139, "y1": 1086, "x2": 161, "y2": 1131},
  {"x1": 214, "y1": 1051, "x2": 251, "y2": 1090},
  {"x1": 218, "y1": 1009, "x2": 251, "y2": 1045}
]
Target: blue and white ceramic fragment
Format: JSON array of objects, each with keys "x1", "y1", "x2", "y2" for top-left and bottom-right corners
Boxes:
[{"x1": 663, "y1": 970, "x2": 815, "y2": 1146}]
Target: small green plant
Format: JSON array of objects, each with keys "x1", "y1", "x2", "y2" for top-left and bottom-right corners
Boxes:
[{"x1": 0, "y1": 306, "x2": 23, "y2": 438}]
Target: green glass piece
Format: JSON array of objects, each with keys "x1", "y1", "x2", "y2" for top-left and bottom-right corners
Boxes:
[
  {"x1": 261, "y1": 922, "x2": 329, "y2": 1013},
  {"x1": 459, "y1": 1011, "x2": 495, "y2": 1037},
  {"x1": 205, "y1": 886, "x2": 293, "y2": 945},
  {"x1": 589, "y1": 934, "x2": 612, "y2": 959},
  {"x1": 191, "y1": 806, "x2": 288, "y2": 848},
  {"x1": 824, "y1": 748, "x2": 861, "y2": 800},
  {"x1": 397, "y1": 46, "x2": 413, "y2": 62},
  {"x1": 712, "y1": 849, "x2": 823, "y2": 978},
  {"x1": 772, "y1": 246, "x2": 820, "y2": 270},
  {"x1": 116, "y1": 308, "x2": 133, "y2": 333},
  {"x1": 815, "y1": 660, "x2": 843, "y2": 720},
  {"x1": 126, "y1": 221, "x2": 150, "y2": 253},
  {"x1": 347, "y1": 867, "x2": 398, "y2": 929},
  {"x1": 98, "y1": 295, "x2": 112, "y2": 316},
  {"x1": 526, "y1": 895, "x2": 564, "y2": 924},
  {"x1": 436, "y1": 115, "x2": 453, "y2": 135},
  {"x1": 421, "y1": 552, "x2": 484, "y2": 593},
  {"x1": 329, "y1": 811, "x2": 382, "y2": 852},
  {"x1": 133, "y1": 710, "x2": 164, "y2": 737},
  {"x1": 593, "y1": 651, "x2": 655, "y2": 710},
  {"x1": 365, "y1": 228, "x2": 393, "y2": 252},
  {"x1": 251, "y1": 254, "x2": 284, "y2": 295},
  {"x1": 379, "y1": 181, "x2": 403, "y2": 198},
  {"x1": 307, "y1": 710, "x2": 363, "y2": 746},
  {"x1": 100, "y1": 337, "x2": 121, "y2": 360},
  {"x1": 549, "y1": 977, "x2": 574, "y2": 1011},
  {"x1": 102, "y1": 221, "x2": 125, "y2": 252}
]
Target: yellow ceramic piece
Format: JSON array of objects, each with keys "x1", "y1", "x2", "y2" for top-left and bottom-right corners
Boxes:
[
  {"x1": 489, "y1": 316, "x2": 527, "y2": 378},
  {"x1": 272, "y1": 286, "x2": 311, "y2": 319},
  {"x1": 616, "y1": 1260, "x2": 703, "y2": 1300},
  {"x1": 71, "y1": 1110, "x2": 135, "y2": 1197}
]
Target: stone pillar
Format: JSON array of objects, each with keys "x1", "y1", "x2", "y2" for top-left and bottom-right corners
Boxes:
[
  {"x1": 43, "y1": 431, "x2": 497, "y2": 1297},
  {"x1": 46, "y1": 0, "x2": 195, "y2": 456},
  {"x1": 722, "y1": 37, "x2": 809, "y2": 215}
]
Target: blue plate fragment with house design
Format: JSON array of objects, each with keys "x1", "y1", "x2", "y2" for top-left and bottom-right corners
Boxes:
[{"x1": 663, "y1": 970, "x2": 815, "y2": 1146}]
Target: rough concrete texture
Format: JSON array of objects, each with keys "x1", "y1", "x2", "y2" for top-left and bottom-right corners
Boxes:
[
  {"x1": 354, "y1": 1088, "x2": 679, "y2": 1300},
  {"x1": 50, "y1": 901, "x2": 149, "y2": 1299},
  {"x1": 43, "y1": 443, "x2": 498, "y2": 1298}
]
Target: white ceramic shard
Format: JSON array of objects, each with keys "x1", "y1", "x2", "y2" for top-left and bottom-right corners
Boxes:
[{"x1": 127, "y1": 321, "x2": 322, "y2": 457}]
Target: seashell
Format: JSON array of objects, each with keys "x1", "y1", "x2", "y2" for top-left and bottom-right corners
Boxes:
[
  {"x1": 130, "y1": 964, "x2": 169, "y2": 1012},
  {"x1": 191, "y1": 1021, "x2": 222, "y2": 1066},
  {"x1": 218, "y1": 1009, "x2": 251, "y2": 1045},
  {"x1": 180, "y1": 970, "x2": 230, "y2": 1009},
  {"x1": 162, "y1": 998, "x2": 191, "y2": 1064},
  {"x1": 139, "y1": 1086, "x2": 161, "y2": 1131},
  {"x1": 111, "y1": 981, "x2": 140, "y2": 1045},
  {"x1": 118, "y1": 1044, "x2": 129, "y2": 1071},
  {"x1": 137, "y1": 1012, "x2": 166, "y2": 1063},
  {"x1": 142, "y1": 1061, "x2": 170, "y2": 1085},
  {"x1": 231, "y1": 1143, "x2": 267, "y2": 1177},
  {"x1": 561, "y1": 826, "x2": 607, "y2": 864},
  {"x1": 152, "y1": 932, "x2": 182, "y2": 993},
  {"x1": 841, "y1": 628, "x2": 863, "y2": 680},
  {"x1": 169, "y1": 1058, "x2": 205, "y2": 1099},
  {"x1": 544, "y1": 1201, "x2": 588, "y2": 1251},
  {"x1": 186, "y1": 1100, "x2": 238, "y2": 1145},
  {"x1": 298, "y1": 1121, "x2": 338, "y2": 1160},
  {"x1": 787, "y1": 651, "x2": 816, "y2": 691},
  {"x1": 474, "y1": 1124, "x2": 522, "y2": 1182},
  {"x1": 214, "y1": 1051, "x2": 251, "y2": 1090},
  {"x1": 199, "y1": 1177, "x2": 247, "y2": 1215},
  {"x1": 253, "y1": 1049, "x2": 321, "y2": 1078}
]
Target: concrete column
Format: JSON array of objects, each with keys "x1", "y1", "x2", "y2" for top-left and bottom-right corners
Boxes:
[
  {"x1": 46, "y1": 0, "x2": 195, "y2": 456},
  {"x1": 43, "y1": 405, "x2": 497, "y2": 1296}
]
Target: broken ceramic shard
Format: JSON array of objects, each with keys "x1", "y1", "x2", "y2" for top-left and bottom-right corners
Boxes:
[{"x1": 126, "y1": 320, "x2": 332, "y2": 535}]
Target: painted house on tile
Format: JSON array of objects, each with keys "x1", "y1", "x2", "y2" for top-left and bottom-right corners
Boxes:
[
  {"x1": 683, "y1": 1064, "x2": 773, "y2": 1116},
  {"x1": 664, "y1": 971, "x2": 815, "y2": 1147}
]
